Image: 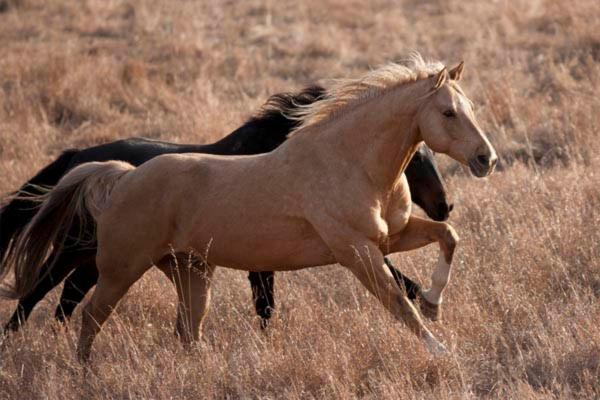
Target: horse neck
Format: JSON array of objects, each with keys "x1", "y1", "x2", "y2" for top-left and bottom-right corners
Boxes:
[{"x1": 318, "y1": 81, "x2": 428, "y2": 191}]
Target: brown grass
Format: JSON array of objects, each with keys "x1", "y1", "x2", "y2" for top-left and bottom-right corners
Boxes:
[{"x1": 0, "y1": 0, "x2": 599, "y2": 398}]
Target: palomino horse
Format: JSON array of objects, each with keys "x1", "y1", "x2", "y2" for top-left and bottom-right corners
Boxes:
[
  {"x1": 1, "y1": 54, "x2": 496, "y2": 360},
  {"x1": 0, "y1": 87, "x2": 450, "y2": 333}
]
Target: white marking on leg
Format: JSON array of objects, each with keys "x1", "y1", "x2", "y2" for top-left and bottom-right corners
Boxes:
[{"x1": 422, "y1": 253, "x2": 451, "y2": 305}]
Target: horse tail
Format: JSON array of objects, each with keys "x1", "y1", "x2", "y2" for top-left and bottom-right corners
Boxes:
[
  {"x1": 0, "y1": 149, "x2": 79, "y2": 266},
  {"x1": 0, "y1": 160, "x2": 134, "y2": 300}
]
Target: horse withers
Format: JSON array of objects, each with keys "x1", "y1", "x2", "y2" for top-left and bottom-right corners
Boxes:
[
  {"x1": 1, "y1": 87, "x2": 451, "y2": 333},
  {"x1": 3, "y1": 54, "x2": 494, "y2": 360}
]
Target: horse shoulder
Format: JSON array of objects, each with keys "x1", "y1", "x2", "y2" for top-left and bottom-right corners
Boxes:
[
  {"x1": 305, "y1": 190, "x2": 389, "y2": 248},
  {"x1": 385, "y1": 174, "x2": 412, "y2": 234}
]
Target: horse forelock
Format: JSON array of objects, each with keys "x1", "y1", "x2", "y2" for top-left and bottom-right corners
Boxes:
[{"x1": 288, "y1": 52, "x2": 445, "y2": 136}]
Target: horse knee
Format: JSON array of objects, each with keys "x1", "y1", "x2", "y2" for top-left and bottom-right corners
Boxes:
[{"x1": 440, "y1": 223, "x2": 459, "y2": 262}]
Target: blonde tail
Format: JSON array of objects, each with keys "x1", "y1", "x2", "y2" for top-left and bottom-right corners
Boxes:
[{"x1": 0, "y1": 161, "x2": 134, "y2": 299}]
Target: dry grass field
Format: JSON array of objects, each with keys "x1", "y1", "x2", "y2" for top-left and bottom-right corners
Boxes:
[{"x1": 0, "y1": 0, "x2": 599, "y2": 398}]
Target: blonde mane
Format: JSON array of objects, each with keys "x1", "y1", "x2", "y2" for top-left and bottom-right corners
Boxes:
[{"x1": 289, "y1": 52, "x2": 445, "y2": 134}]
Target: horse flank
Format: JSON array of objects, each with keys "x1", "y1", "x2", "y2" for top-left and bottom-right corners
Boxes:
[{"x1": 0, "y1": 161, "x2": 133, "y2": 299}]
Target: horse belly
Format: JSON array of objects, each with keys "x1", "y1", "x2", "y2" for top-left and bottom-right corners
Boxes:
[{"x1": 185, "y1": 216, "x2": 335, "y2": 271}]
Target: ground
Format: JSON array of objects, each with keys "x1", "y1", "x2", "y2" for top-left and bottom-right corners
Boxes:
[{"x1": 0, "y1": 0, "x2": 598, "y2": 398}]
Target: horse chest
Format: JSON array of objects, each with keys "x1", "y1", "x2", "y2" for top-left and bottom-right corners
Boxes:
[{"x1": 385, "y1": 205, "x2": 411, "y2": 235}]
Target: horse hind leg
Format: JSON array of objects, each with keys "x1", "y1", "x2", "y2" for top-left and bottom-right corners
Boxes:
[
  {"x1": 3, "y1": 250, "x2": 82, "y2": 333},
  {"x1": 157, "y1": 253, "x2": 215, "y2": 345},
  {"x1": 77, "y1": 259, "x2": 148, "y2": 362}
]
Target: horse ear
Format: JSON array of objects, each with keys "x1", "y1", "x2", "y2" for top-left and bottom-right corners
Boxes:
[
  {"x1": 433, "y1": 68, "x2": 448, "y2": 89},
  {"x1": 449, "y1": 61, "x2": 465, "y2": 81}
]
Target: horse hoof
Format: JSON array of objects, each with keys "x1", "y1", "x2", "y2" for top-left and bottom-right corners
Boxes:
[
  {"x1": 76, "y1": 350, "x2": 91, "y2": 364},
  {"x1": 423, "y1": 332, "x2": 449, "y2": 356},
  {"x1": 260, "y1": 318, "x2": 269, "y2": 330},
  {"x1": 418, "y1": 293, "x2": 442, "y2": 321},
  {"x1": 3, "y1": 319, "x2": 21, "y2": 334}
]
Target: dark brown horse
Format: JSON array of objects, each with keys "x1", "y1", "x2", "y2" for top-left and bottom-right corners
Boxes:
[{"x1": 1, "y1": 86, "x2": 451, "y2": 333}]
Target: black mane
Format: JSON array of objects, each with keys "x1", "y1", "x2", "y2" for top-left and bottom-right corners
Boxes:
[
  {"x1": 252, "y1": 85, "x2": 326, "y2": 124},
  {"x1": 209, "y1": 85, "x2": 326, "y2": 155}
]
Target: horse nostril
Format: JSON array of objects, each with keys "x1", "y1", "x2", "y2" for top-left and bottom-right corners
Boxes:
[
  {"x1": 436, "y1": 202, "x2": 450, "y2": 220},
  {"x1": 448, "y1": 203, "x2": 454, "y2": 212},
  {"x1": 477, "y1": 154, "x2": 489, "y2": 166}
]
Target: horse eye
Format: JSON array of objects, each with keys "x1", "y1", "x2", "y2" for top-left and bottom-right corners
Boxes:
[{"x1": 443, "y1": 109, "x2": 456, "y2": 118}]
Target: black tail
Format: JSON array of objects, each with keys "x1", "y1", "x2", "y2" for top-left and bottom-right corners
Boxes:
[{"x1": 0, "y1": 149, "x2": 78, "y2": 265}]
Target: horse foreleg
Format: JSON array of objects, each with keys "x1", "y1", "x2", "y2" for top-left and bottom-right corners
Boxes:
[
  {"x1": 312, "y1": 216, "x2": 447, "y2": 355},
  {"x1": 385, "y1": 215, "x2": 459, "y2": 321},
  {"x1": 347, "y1": 241, "x2": 447, "y2": 354}
]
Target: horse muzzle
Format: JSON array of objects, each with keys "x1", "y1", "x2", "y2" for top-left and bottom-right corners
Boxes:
[
  {"x1": 431, "y1": 201, "x2": 453, "y2": 221},
  {"x1": 468, "y1": 153, "x2": 497, "y2": 177}
]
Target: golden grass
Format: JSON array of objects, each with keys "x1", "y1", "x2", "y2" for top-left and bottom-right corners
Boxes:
[{"x1": 0, "y1": 0, "x2": 599, "y2": 398}]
